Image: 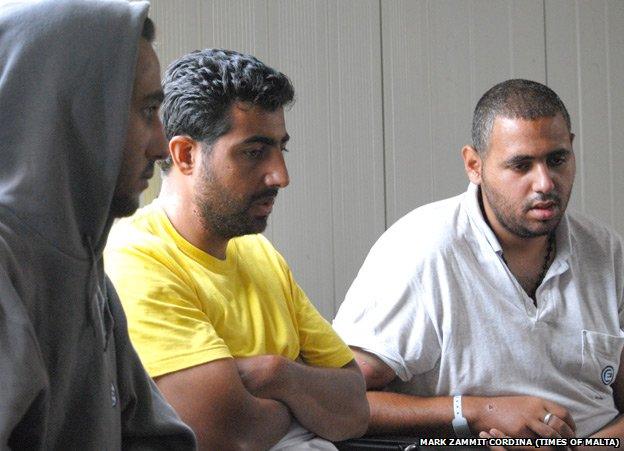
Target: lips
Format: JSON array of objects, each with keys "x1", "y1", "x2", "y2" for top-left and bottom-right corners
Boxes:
[
  {"x1": 528, "y1": 201, "x2": 558, "y2": 220},
  {"x1": 531, "y1": 201, "x2": 555, "y2": 209},
  {"x1": 251, "y1": 196, "x2": 275, "y2": 217}
]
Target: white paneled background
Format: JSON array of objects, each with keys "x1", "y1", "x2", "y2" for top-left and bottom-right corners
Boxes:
[{"x1": 143, "y1": 0, "x2": 624, "y2": 319}]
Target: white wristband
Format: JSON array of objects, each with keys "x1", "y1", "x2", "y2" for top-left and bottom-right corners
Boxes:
[{"x1": 452, "y1": 395, "x2": 471, "y2": 438}]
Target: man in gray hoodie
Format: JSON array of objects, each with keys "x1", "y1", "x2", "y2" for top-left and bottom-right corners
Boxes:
[{"x1": 0, "y1": 0, "x2": 195, "y2": 448}]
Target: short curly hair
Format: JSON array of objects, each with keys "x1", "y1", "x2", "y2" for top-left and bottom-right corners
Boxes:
[
  {"x1": 472, "y1": 79, "x2": 571, "y2": 154},
  {"x1": 160, "y1": 49, "x2": 295, "y2": 173}
]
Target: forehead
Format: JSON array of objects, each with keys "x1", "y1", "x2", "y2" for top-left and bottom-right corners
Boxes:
[
  {"x1": 487, "y1": 114, "x2": 572, "y2": 158},
  {"x1": 132, "y1": 39, "x2": 161, "y2": 101},
  {"x1": 226, "y1": 103, "x2": 287, "y2": 139}
]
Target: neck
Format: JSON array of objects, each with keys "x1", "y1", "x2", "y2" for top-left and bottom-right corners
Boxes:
[
  {"x1": 159, "y1": 179, "x2": 229, "y2": 260},
  {"x1": 498, "y1": 225, "x2": 549, "y2": 259},
  {"x1": 478, "y1": 189, "x2": 555, "y2": 299}
]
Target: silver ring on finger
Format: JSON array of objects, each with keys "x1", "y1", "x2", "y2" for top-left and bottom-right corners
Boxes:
[{"x1": 543, "y1": 412, "x2": 553, "y2": 424}]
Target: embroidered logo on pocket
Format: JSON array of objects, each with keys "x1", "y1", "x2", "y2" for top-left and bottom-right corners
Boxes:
[{"x1": 601, "y1": 365, "x2": 615, "y2": 385}]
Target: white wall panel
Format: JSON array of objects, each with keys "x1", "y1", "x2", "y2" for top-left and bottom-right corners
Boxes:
[
  {"x1": 382, "y1": 0, "x2": 545, "y2": 225},
  {"x1": 263, "y1": 0, "x2": 384, "y2": 318},
  {"x1": 607, "y1": 1, "x2": 624, "y2": 235}
]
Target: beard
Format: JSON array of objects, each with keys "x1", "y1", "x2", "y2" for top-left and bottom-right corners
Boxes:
[
  {"x1": 111, "y1": 163, "x2": 154, "y2": 218},
  {"x1": 110, "y1": 193, "x2": 140, "y2": 218},
  {"x1": 480, "y1": 178, "x2": 570, "y2": 239},
  {"x1": 194, "y1": 163, "x2": 277, "y2": 239}
]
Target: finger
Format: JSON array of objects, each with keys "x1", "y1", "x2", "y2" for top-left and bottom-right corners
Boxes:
[
  {"x1": 488, "y1": 428, "x2": 508, "y2": 438},
  {"x1": 527, "y1": 417, "x2": 561, "y2": 439},
  {"x1": 545, "y1": 403, "x2": 576, "y2": 432},
  {"x1": 546, "y1": 415, "x2": 575, "y2": 439}
]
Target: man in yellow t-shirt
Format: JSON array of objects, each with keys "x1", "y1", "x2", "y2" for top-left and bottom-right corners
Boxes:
[{"x1": 105, "y1": 49, "x2": 369, "y2": 450}]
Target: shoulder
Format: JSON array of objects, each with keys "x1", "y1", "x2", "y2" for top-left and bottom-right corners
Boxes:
[
  {"x1": 566, "y1": 210, "x2": 623, "y2": 258},
  {"x1": 368, "y1": 193, "x2": 466, "y2": 265}
]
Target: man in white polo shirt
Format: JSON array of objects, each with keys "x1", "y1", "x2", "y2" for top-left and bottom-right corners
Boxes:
[{"x1": 333, "y1": 79, "x2": 624, "y2": 441}]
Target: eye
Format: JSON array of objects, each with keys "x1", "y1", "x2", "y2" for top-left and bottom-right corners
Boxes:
[
  {"x1": 510, "y1": 162, "x2": 531, "y2": 172},
  {"x1": 244, "y1": 148, "x2": 265, "y2": 159},
  {"x1": 142, "y1": 105, "x2": 159, "y2": 121},
  {"x1": 548, "y1": 154, "x2": 568, "y2": 167}
]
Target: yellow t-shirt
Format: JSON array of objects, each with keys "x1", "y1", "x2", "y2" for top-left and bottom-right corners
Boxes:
[{"x1": 105, "y1": 201, "x2": 353, "y2": 378}]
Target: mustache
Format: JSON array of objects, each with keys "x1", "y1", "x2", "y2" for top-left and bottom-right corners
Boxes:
[
  {"x1": 250, "y1": 188, "x2": 279, "y2": 203},
  {"x1": 524, "y1": 192, "x2": 561, "y2": 211}
]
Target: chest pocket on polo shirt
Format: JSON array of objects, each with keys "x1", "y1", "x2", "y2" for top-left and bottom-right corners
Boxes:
[{"x1": 580, "y1": 330, "x2": 624, "y2": 399}]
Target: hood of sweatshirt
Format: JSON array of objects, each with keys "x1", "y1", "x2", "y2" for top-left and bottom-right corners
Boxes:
[{"x1": 0, "y1": 0, "x2": 149, "y2": 259}]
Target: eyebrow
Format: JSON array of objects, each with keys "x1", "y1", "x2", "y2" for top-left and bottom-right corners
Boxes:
[
  {"x1": 505, "y1": 148, "x2": 571, "y2": 166},
  {"x1": 240, "y1": 133, "x2": 290, "y2": 146}
]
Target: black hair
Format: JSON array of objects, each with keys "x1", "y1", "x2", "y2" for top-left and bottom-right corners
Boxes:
[
  {"x1": 159, "y1": 49, "x2": 295, "y2": 173},
  {"x1": 472, "y1": 79, "x2": 571, "y2": 153}
]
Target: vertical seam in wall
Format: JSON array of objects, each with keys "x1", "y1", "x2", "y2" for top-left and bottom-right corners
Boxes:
[
  {"x1": 469, "y1": 2, "x2": 475, "y2": 120},
  {"x1": 327, "y1": 1, "x2": 337, "y2": 317},
  {"x1": 574, "y1": 0, "x2": 585, "y2": 212},
  {"x1": 605, "y1": 1, "x2": 613, "y2": 225},
  {"x1": 379, "y1": 0, "x2": 388, "y2": 231},
  {"x1": 427, "y1": 0, "x2": 434, "y2": 201},
  {"x1": 508, "y1": 1, "x2": 514, "y2": 75},
  {"x1": 543, "y1": 0, "x2": 548, "y2": 83}
]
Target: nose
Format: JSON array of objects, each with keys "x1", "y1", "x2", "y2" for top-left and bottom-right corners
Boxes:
[
  {"x1": 147, "y1": 118, "x2": 169, "y2": 161},
  {"x1": 533, "y1": 163, "x2": 555, "y2": 194},
  {"x1": 264, "y1": 149, "x2": 290, "y2": 188}
]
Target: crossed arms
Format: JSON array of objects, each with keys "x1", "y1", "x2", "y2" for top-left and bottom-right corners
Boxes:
[
  {"x1": 354, "y1": 347, "x2": 624, "y2": 443},
  {"x1": 155, "y1": 355, "x2": 368, "y2": 450}
]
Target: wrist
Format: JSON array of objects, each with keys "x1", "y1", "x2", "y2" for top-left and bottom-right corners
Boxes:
[
  {"x1": 462, "y1": 396, "x2": 486, "y2": 433},
  {"x1": 452, "y1": 395, "x2": 472, "y2": 438}
]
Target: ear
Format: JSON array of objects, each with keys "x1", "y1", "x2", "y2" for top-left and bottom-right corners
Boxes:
[
  {"x1": 169, "y1": 136, "x2": 200, "y2": 175},
  {"x1": 462, "y1": 145, "x2": 483, "y2": 185}
]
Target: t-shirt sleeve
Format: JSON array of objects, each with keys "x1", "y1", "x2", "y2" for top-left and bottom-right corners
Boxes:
[
  {"x1": 290, "y1": 278, "x2": 354, "y2": 368},
  {"x1": 274, "y1": 251, "x2": 353, "y2": 368},
  {"x1": 332, "y1": 229, "x2": 441, "y2": 382},
  {"x1": 105, "y1": 239, "x2": 232, "y2": 378}
]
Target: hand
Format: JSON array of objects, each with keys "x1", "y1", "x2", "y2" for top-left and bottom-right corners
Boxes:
[
  {"x1": 466, "y1": 396, "x2": 576, "y2": 440},
  {"x1": 235, "y1": 355, "x2": 288, "y2": 399}
]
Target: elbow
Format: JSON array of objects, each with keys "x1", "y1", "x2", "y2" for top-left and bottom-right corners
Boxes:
[
  {"x1": 350, "y1": 370, "x2": 372, "y2": 438},
  {"x1": 333, "y1": 366, "x2": 371, "y2": 440},
  {"x1": 322, "y1": 398, "x2": 370, "y2": 442},
  {"x1": 349, "y1": 398, "x2": 371, "y2": 440},
  {"x1": 355, "y1": 398, "x2": 371, "y2": 437}
]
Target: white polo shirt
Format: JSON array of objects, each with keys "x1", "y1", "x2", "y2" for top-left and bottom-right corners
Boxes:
[{"x1": 333, "y1": 183, "x2": 624, "y2": 437}]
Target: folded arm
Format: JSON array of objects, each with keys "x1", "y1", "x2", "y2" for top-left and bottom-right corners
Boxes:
[
  {"x1": 236, "y1": 355, "x2": 369, "y2": 441},
  {"x1": 355, "y1": 348, "x2": 575, "y2": 439},
  {"x1": 155, "y1": 358, "x2": 291, "y2": 451}
]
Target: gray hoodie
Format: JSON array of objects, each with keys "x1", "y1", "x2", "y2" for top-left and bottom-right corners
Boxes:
[{"x1": 0, "y1": 0, "x2": 196, "y2": 449}]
